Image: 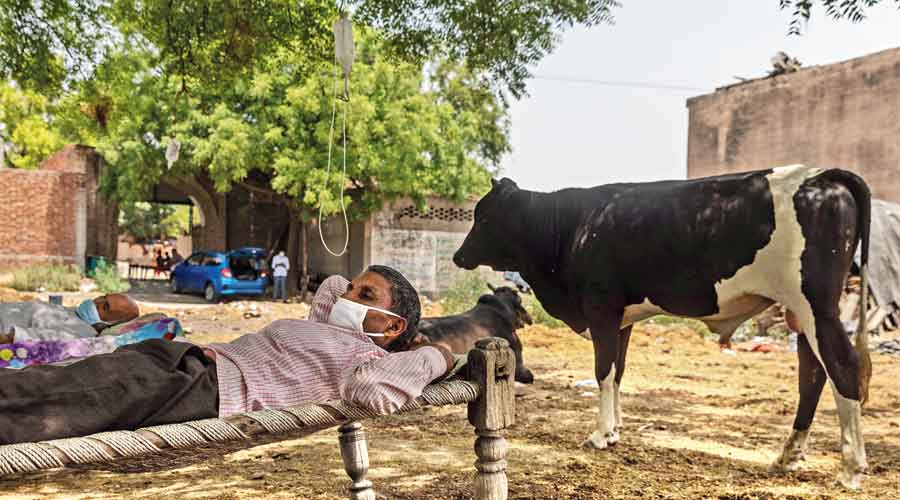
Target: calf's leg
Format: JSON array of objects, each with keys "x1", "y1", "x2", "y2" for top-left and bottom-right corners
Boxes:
[
  {"x1": 772, "y1": 331, "x2": 826, "y2": 471},
  {"x1": 788, "y1": 172, "x2": 868, "y2": 489},
  {"x1": 613, "y1": 326, "x2": 633, "y2": 437},
  {"x1": 782, "y1": 302, "x2": 867, "y2": 489},
  {"x1": 815, "y1": 312, "x2": 867, "y2": 490},
  {"x1": 581, "y1": 310, "x2": 623, "y2": 450}
]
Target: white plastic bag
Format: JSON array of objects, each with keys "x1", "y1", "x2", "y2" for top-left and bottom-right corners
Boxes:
[{"x1": 165, "y1": 138, "x2": 181, "y2": 168}]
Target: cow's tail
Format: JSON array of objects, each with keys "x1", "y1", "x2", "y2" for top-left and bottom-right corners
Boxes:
[{"x1": 828, "y1": 169, "x2": 872, "y2": 405}]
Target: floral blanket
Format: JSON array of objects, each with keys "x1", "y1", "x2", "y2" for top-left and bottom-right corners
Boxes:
[{"x1": 0, "y1": 316, "x2": 183, "y2": 369}]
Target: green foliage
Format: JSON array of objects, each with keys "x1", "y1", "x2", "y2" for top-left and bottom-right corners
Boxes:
[
  {"x1": 0, "y1": 0, "x2": 107, "y2": 90},
  {"x1": 354, "y1": 0, "x2": 618, "y2": 98},
  {"x1": 440, "y1": 271, "x2": 490, "y2": 315},
  {"x1": 109, "y1": 0, "x2": 333, "y2": 92},
  {"x1": 9, "y1": 265, "x2": 81, "y2": 292},
  {"x1": 780, "y1": 0, "x2": 895, "y2": 34},
  {"x1": 79, "y1": 34, "x2": 507, "y2": 221},
  {"x1": 523, "y1": 294, "x2": 567, "y2": 328},
  {"x1": 162, "y1": 205, "x2": 194, "y2": 235},
  {"x1": 118, "y1": 202, "x2": 190, "y2": 241},
  {"x1": 439, "y1": 271, "x2": 568, "y2": 329},
  {"x1": 0, "y1": 81, "x2": 65, "y2": 168},
  {"x1": 0, "y1": 0, "x2": 616, "y2": 98},
  {"x1": 643, "y1": 315, "x2": 712, "y2": 337},
  {"x1": 92, "y1": 261, "x2": 130, "y2": 293}
]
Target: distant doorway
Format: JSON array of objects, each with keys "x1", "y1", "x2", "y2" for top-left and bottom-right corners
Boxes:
[{"x1": 117, "y1": 202, "x2": 199, "y2": 280}]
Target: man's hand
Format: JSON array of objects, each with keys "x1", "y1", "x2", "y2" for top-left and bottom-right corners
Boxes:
[{"x1": 412, "y1": 340, "x2": 455, "y2": 374}]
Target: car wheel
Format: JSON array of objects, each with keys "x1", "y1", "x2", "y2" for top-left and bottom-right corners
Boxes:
[
  {"x1": 204, "y1": 283, "x2": 218, "y2": 303},
  {"x1": 170, "y1": 277, "x2": 181, "y2": 293}
]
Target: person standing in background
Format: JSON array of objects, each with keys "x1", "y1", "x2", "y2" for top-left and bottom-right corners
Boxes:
[
  {"x1": 154, "y1": 249, "x2": 165, "y2": 278},
  {"x1": 272, "y1": 250, "x2": 290, "y2": 303},
  {"x1": 169, "y1": 248, "x2": 184, "y2": 267}
]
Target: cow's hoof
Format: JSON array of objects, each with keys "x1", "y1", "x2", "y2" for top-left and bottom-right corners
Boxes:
[
  {"x1": 770, "y1": 429, "x2": 809, "y2": 473},
  {"x1": 606, "y1": 428, "x2": 621, "y2": 446},
  {"x1": 581, "y1": 430, "x2": 618, "y2": 450},
  {"x1": 838, "y1": 470, "x2": 863, "y2": 491},
  {"x1": 769, "y1": 458, "x2": 803, "y2": 473},
  {"x1": 837, "y1": 461, "x2": 867, "y2": 491},
  {"x1": 770, "y1": 452, "x2": 805, "y2": 472}
]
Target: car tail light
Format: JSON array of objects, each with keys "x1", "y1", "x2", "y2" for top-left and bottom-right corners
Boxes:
[
  {"x1": 220, "y1": 268, "x2": 233, "y2": 278},
  {"x1": 261, "y1": 271, "x2": 268, "y2": 278}
]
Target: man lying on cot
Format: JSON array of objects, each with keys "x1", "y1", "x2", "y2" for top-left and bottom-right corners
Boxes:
[
  {"x1": 0, "y1": 293, "x2": 140, "y2": 343},
  {"x1": 0, "y1": 265, "x2": 455, "y2": 444}
]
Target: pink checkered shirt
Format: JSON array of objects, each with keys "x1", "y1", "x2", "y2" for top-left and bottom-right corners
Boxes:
[{"x1": 208, "y1": 275, "x2": 446, "y2": 417}]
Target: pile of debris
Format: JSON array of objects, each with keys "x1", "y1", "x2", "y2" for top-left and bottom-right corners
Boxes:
[
  {"x1": 228, "y1": 301, "x2": 270, "y2": 319},
  {"x1": 844, "y1": 276, "x2": 900, "y2": 334},
  {"x1": 875, "y1": 339, "x2": 900, "y2": 356},
  {"x1": 769, "y1": 51, "x2": 802, "y2": 76},
  {"x1": 754, "y1": 275, "x2": 898, "y2": 338}
]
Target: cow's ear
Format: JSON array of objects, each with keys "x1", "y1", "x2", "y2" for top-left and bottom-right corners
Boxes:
[
  {"x1": 500, "y1": 178, "x2": 519, "y2": 189},
  {"x1": 490, "y1": 178, "x2": 500, "y2": 189}
]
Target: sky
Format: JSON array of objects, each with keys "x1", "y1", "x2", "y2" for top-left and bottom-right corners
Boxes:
[{"x1": 502, "y1": 1, "x2": 900, "y2": 192}]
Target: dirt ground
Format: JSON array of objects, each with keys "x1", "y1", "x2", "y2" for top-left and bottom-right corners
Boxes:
[{"x1": 1, "y1": 288, "x2": 899, "y2": 500}]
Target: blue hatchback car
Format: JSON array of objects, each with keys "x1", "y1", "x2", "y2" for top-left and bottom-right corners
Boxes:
[{"x1": 170, "y1": 247, "x2": 271, "y2": 302}]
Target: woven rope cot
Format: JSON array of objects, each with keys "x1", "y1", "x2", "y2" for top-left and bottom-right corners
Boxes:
[{"x1": 0, "y1": 338, "x2": 516, "y2": 500}]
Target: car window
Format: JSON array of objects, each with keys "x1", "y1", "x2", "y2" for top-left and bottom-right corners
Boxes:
[
  {"x1": 186, "y1": 253, "x2": 204, "y2": 265},
  {"x1": 231, "y1": 256, "x2": 260, "y2": 269},
  {"x1": 202, "y1": 255, "x2": 222, "y2": 266}
]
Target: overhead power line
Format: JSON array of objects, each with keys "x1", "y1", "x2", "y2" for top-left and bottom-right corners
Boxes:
[{"x1": 531, "y1": 74, "x2": 708, "y2": 92}]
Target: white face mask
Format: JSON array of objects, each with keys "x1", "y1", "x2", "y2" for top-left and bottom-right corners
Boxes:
[{"x1": 327, "y1": 297, "x2": 403, "y2": 337}]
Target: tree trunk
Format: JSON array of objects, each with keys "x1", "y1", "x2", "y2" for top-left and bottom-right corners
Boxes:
[
  {"x1": 286, "y1": 206, "x2": 301, "y2": 298},
  {"x1": 299, "y1": 218, "x2": 310, "y2": 302}
]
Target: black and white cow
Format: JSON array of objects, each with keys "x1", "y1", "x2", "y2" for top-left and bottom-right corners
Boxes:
[{"x1": 453, "y1": 166, "x2": 872, "y2": 490}]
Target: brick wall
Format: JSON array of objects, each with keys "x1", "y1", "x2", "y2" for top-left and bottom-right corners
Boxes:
[
  {"x1": 42, "y1": 145, "x2": 119, "y2": 260},
  {"x1": 686, "y1": 47, "x2": 900, "y2": 201},
  {"x1": 0, "y1": 169, "x2": 83, "y2": 270}
]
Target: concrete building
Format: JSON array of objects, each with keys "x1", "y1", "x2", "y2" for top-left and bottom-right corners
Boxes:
[
  {"x1": 226, "y1": 194, "x2": 479, "y2": 296},
  {"x1": 151, "y1": 176, "x2": 480, "y2": 295},
  {"x1": 366, "y1": 197, "x2": 478, "y2": 295},
  {"x1": 686, "y1": 47, "x2": 900, "y2": 201}
]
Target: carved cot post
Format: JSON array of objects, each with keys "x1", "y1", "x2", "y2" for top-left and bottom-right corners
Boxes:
[
  {"x1": 338, "y1": 421, "x2": 376, "y2": 500},
  {"x1": 468, "y1": 337, "x2": 516, "y2": 500}
]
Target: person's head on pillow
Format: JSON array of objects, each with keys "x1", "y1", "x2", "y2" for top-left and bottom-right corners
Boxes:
[
  {"x1": 76, "y1": 294, "x2": 140, "y2": 330},
  {"x1": 330, "y1": 265, "x2": 421, "y2": 352}
]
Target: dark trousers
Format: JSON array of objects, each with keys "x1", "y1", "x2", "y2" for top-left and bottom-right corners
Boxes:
[
  {"x1": 273, "y1": 276, "x2": 287, "y2": 300},
  {"x1": 0, "y1": 339, "x2": 219, "y2": 444}
]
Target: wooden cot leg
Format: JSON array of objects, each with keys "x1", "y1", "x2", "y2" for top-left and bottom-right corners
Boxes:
[
  {"x1": 338, "y1": 421, "x2": 376, "y2": 500},
  {"x1": 468, "y1": 337, "x2": 516, "y2": 500},
  {"x1": 474, "y1": 429, "x2": 509, "y2": 500}
]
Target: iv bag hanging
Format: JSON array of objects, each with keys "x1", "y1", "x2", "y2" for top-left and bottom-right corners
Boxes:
[
  {"x1": 165, "y1": 138, "x2": 181, "y2": 169},
  {"x1": 333, "y1": 16, "x2": 355, "y2": 98}
]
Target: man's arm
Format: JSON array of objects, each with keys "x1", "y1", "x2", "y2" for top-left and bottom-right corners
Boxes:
[
  {"x1": 339, "y1": 346, "x2": 450, "y2": 415},
  {"x1": 412, "y1": 342, "x2": 454, "y2": 373},
  {"x1": 308, "y1": 275, "x2": 350, "y2": 322}
]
